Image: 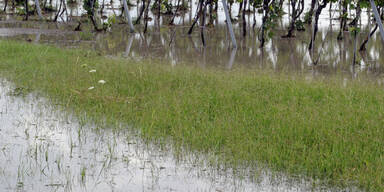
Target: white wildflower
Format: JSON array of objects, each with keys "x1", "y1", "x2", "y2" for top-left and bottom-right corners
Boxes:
[
  {"x1": 98, "y1": 80, "x2": 106, "y2": 84},
  {"x1": 88, "y1": 86, "x2": 95, "y2": 90},
  {"x1": 89, "y1": 69, "x2": 96, "y2": 73}
]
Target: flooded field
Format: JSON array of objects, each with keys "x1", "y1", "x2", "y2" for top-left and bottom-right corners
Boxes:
[
  {"x1": 0, "y1": 79, "x2": 358, "y2": 191},
  {"x1": 0, "y1": 0, "x2": 383, "y2": 191},
  {"x1": 0, "y1": 0, "x2": 382, "y2": 81}
]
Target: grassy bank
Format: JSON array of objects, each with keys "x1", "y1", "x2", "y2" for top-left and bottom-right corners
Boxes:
[{"x1": 0, "y1": 41, "x2": 383, "y2": 191}]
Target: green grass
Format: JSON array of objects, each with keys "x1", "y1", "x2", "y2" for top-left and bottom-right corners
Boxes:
[{"x1": 0, "y1": 40, "x2": 383, "y2": 191}]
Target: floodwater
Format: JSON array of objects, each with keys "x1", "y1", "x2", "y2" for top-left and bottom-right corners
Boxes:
[
  {"x1": 0, "y1": 1, "x2": 380, "y2": 191},
  {"x1": 0, "y1": 0, "x2": 383, "y2": 81},
  {"x1": 0, "y1": 80, "x2": 360, "y2": 191}
]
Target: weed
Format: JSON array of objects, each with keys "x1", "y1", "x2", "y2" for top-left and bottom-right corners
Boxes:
[{"x1": 0, "y1": 41, "x2": 383, "y2": 191}]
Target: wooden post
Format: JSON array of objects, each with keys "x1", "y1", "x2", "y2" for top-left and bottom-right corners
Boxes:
[
  {"x1": 35, "y1": 0, "x2": 44, "y2": 20},
  {"x1": 123, "y1": 0, "x2": 135, "y2": 33},
  {"x1": 310, "y1": 0, "x2": 317, "y2": 54},
  {"x1": 370, "y1": 0, "x2": 384, "y2": 42},
  {"x1": 222, "y1": 0, "x2": 237, "y2": 48}
]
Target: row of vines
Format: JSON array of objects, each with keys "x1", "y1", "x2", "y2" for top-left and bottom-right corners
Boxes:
[{"x1": 2, "y1": 0, "x2": 384, "y2": 50}]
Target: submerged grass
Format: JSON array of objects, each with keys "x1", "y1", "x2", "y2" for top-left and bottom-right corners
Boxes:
[{"x1": 0, "y1": 40, "x2": 383, "y2": 191}]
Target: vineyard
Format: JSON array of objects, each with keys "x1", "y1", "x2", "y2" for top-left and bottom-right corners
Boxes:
[
  {"x1": 0, "y1": 0, "x2": 384, "y2": 191},
  {"x1": 2, "y1": 0, "x2": 384, "y2": 47}
]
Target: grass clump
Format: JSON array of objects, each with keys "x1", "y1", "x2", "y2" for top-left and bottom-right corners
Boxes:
[{"x1": 0, "y1": 40, "x2": 383, "y2": 191}]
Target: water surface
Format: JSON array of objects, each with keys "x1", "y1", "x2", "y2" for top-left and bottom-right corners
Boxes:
[
  {"x1": 0, "y1": 0, "x2": 382, "y2": 82},
  {"x1": 1, "y1": 80, "x2": 360, "y2": 191}
]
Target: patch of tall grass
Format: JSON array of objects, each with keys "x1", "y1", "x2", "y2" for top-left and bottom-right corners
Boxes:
[{"x1": 0, "y1": 41, "x2": 383, "y2": 191}]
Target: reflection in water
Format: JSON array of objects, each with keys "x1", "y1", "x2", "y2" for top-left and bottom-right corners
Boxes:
[
  {"x1": 0, "y1": 0, "x2": 382, "y2": 81},
  {"x1": 124, "y1": 35, "x2": 134, "y2": 58},
  {"x1": 0, "y1": 80, "x2": 360, "y2": 192},
  {"x1": 1, "y1": 21, "x2": 384, "y2": 81},
  {"x1": 0, "y1": 2, "x2": 381, "y2": 191},
  {"x1": 0, "y1": 0, "x2": 382, "y2": 73},
  {"x1": 227, "y1": 48, "x2": 237, "y2": 69}
]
